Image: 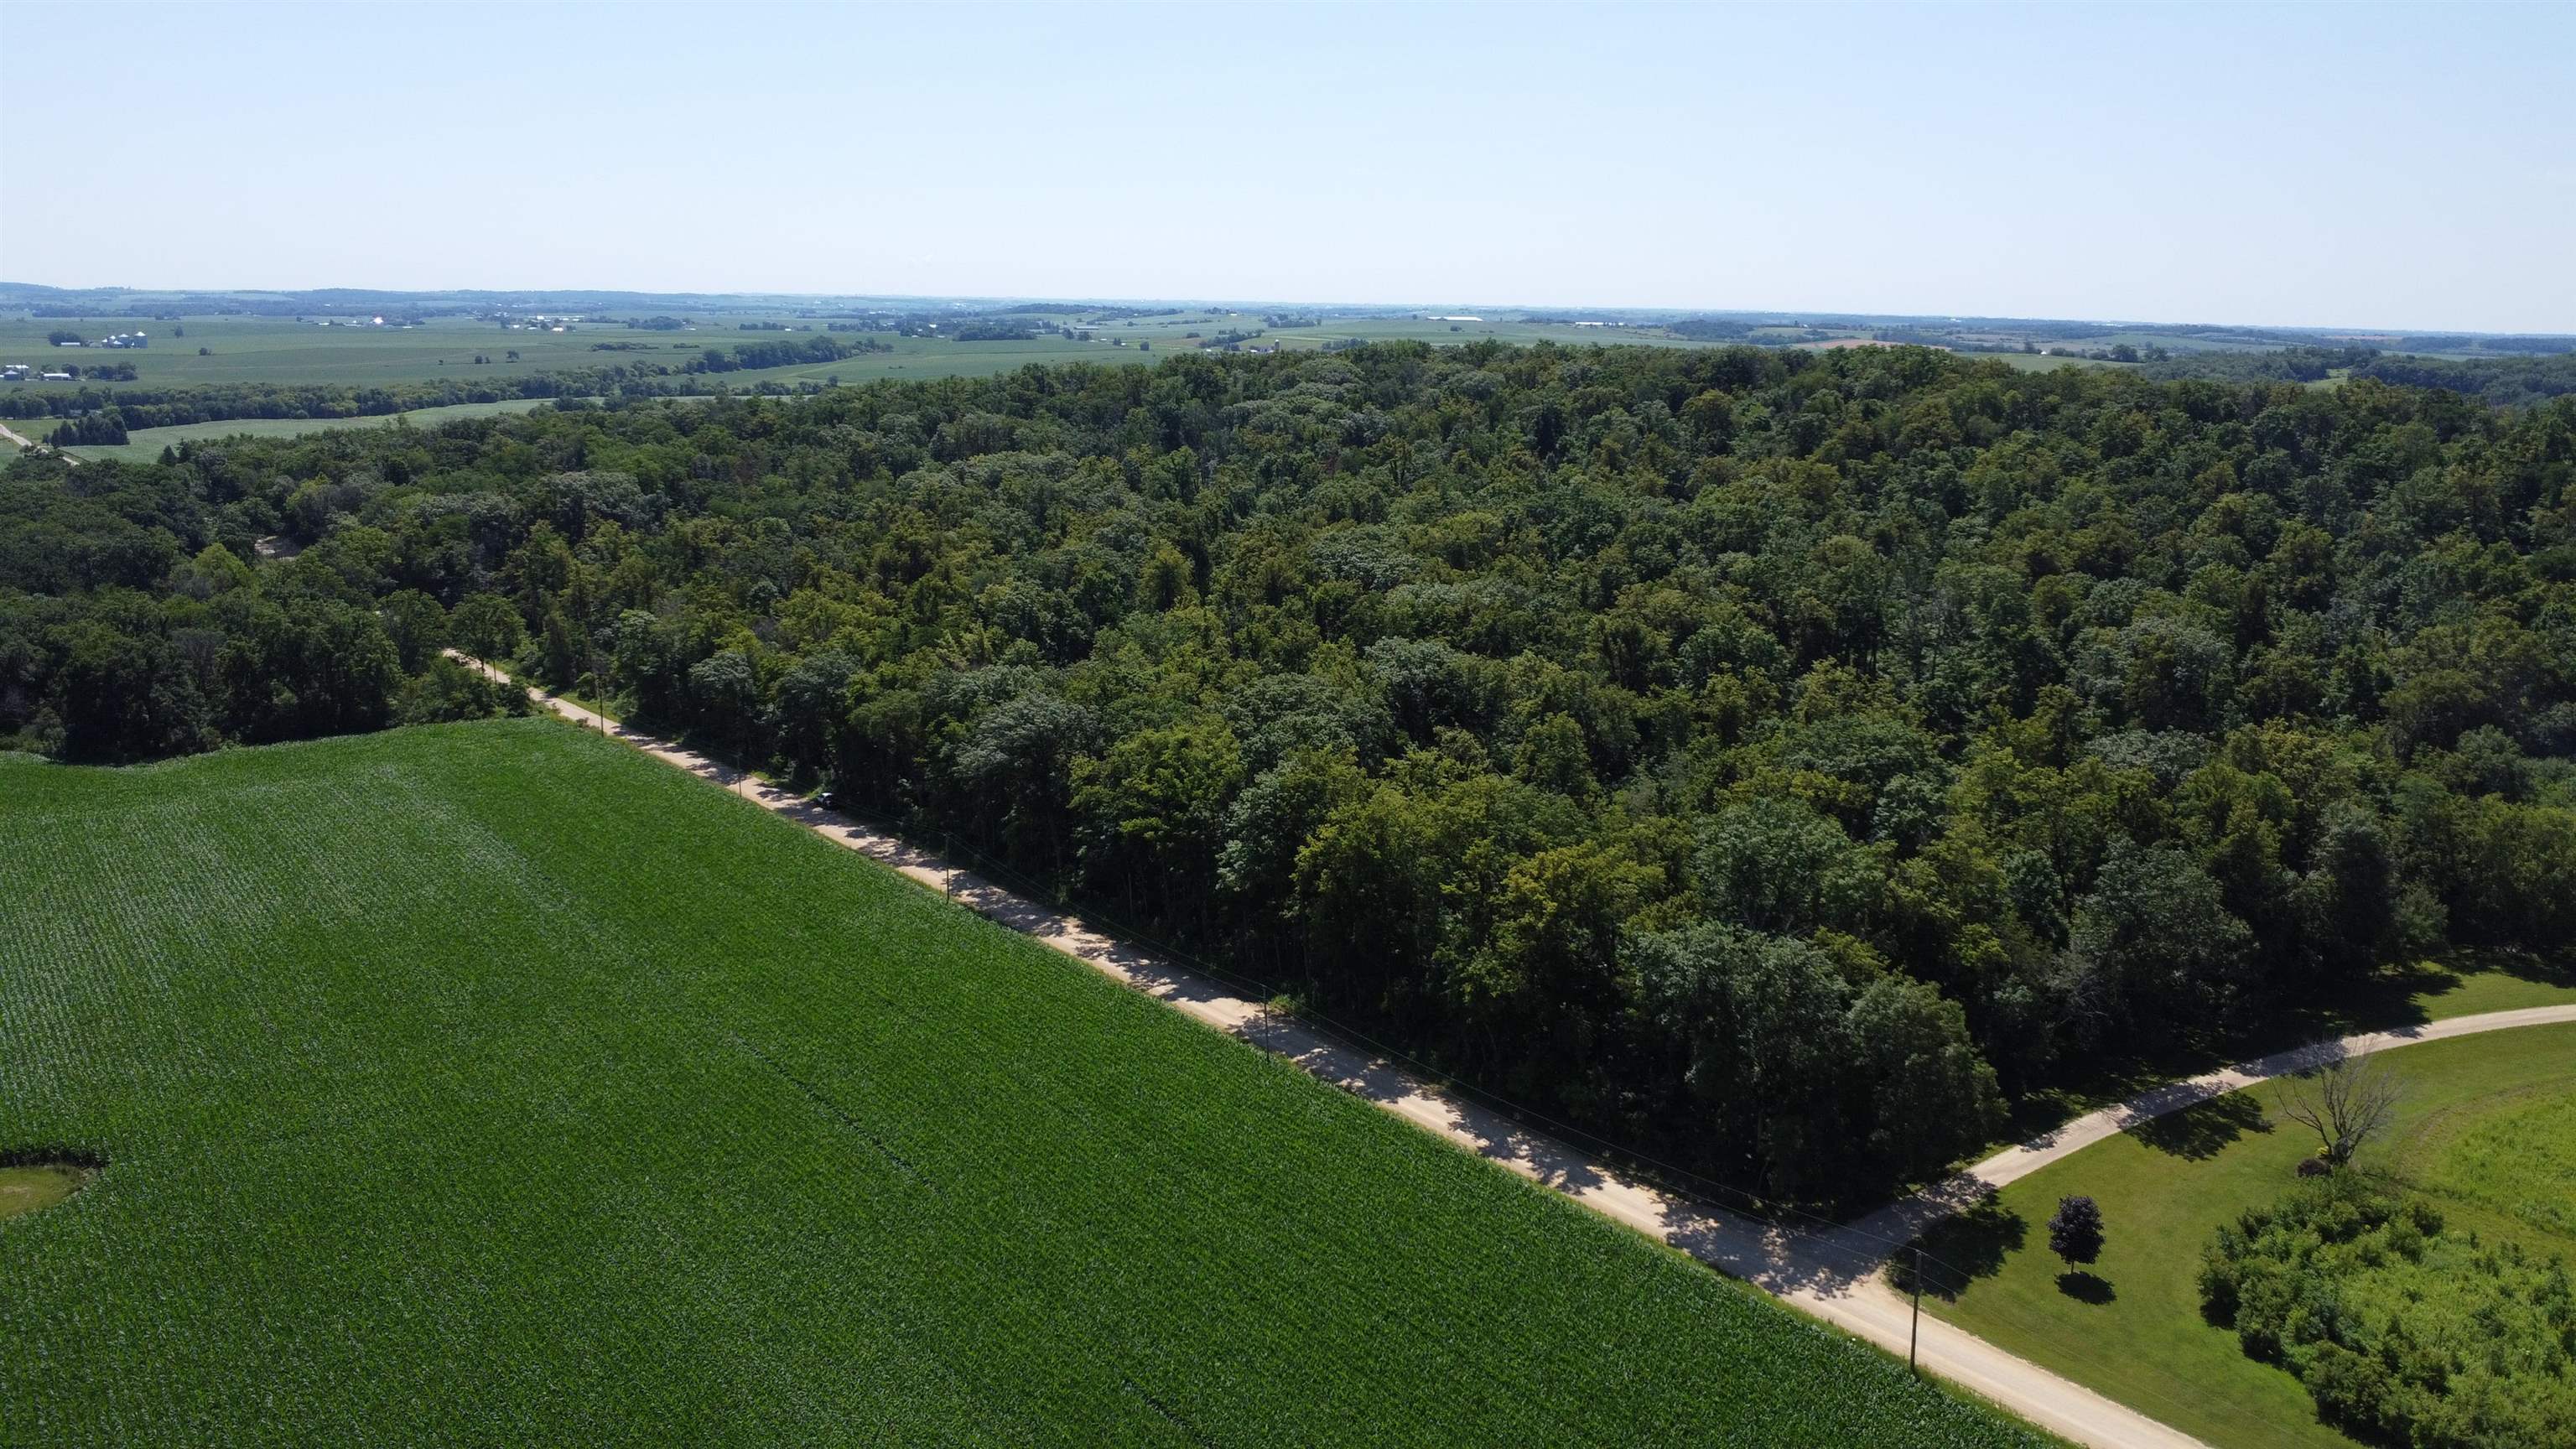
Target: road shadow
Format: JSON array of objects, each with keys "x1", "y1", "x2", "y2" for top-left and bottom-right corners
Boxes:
[
  {"x1": 1993, "y1": 1046, "x2": 2226, "y2": 1155},
  {"x1": 1261, "y1": 1031, "x2": 1615, "y2": 1196},
  {"x1": 1890, "y1": 1192, "x2": 2025, "y2": 1303},
  {"x1": 2055, "y1": 1271, "x2": 2116, "y2": 1305},
  {"x1": 2127, "y1": 1091, "x2": 2272, "y2": 1160},
  {"x1": 1669, "y1": 1208, "x2": 1867, "y2": 1298}
]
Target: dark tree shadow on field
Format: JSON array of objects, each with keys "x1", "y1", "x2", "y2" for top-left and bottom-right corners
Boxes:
[
  {"x1": 2056, "y1": 1271, "x2": 2116, "y2": 1304},
  {"x1": 2289, "y1": 958, "x2": 2459, "y2": 1035},
  {"x1": 2129, "y1": 1091, "x2": 2272, "y2": 1160},
  {"x1": 2275, "y1": 948, "x2": 2573, "y2": 1041},
  {"x1": 1890, "y1": 1192, "x2": 2025, "y2": 1302}
]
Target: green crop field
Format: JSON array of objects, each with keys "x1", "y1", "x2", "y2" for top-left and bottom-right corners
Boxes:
[
  {"x1": 51, "y1": 397, "x2": 570, "y2": 462},
  {"x1": 1904, "y1": 1025, "x2": 2576, "y2": 1449},
  {"x1": 0, "y1": 313, "x2": 652, "y2": 388},
  {"x1": 1259, "y1": 316, "x2": 1736, "y2": 352},
  {"x1": 0, "y1": 721, "x2": 2044, "y2": 1446},
  {"x1": 0, "y1": 314, "x2": 1256, "y2": 397},
  {"x1": 0, "y1": 313, "x2": 1142, "y2": 394}
]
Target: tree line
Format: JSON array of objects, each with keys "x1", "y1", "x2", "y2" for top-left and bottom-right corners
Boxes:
[
  {"x1": 688, "y1": 332, "x2": 891, "y2": 373},
  {"x1": 46, "y1": 412, "x2": 128, "y2": 446},
  {"x1": 2151, "y1": 346, "x2": 2576, "y2": 409},
  {"x1": 4, "y1": 341, "x2": 2571, "y2": 1206}
]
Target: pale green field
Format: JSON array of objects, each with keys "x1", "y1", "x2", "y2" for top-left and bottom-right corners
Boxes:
[
  {"x1": 1262, "y1": 316, "x2": 1741, "y2": 352},
  {"x1": 1969, "y1": 351, "x2": 2131, "y2": 372},
  {"x1": 655, "y1": 330, "x2": 1161, "y2": 389},
  {"x1": 0, "y1": 1162, "x2": 90, "y2": 1220},
  {"x1": 2050, "y1": 330, "x2": 2278, "y2": 354},
  {"x1": 54, "y1": 398, "x2": 569, "y2": 462}
]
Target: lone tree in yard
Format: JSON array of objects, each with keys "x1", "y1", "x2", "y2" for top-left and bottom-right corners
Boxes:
[
  {"x1": 2277, "y1": 1043, "x2": 2403, "y2": 1167},
  {"x1": 2049, "y1": 1196, "x2": 2105, "y2": 1267}
]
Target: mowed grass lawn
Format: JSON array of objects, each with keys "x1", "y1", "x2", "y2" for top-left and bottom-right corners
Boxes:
[
  {"x1": 0, "y1": 720, "x2": 2045, "y2": 1447},
  {"x1": 1908, "y1": 1025, "x2": 2576, "y2": 1449}
]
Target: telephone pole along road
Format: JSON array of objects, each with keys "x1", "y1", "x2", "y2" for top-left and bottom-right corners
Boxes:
[{"x1": 448, "y1": 652, "x2": 2576, "y2": 1449}]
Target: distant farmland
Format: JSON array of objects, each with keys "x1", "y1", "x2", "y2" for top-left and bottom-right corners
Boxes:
[
  {"x1": 0, "y1": 313, "x2": 641, "y2": 387},
  {"x1": 0, "y1": 721, "x2": 2044, "y2": 1446},
  {"x1": 51, "y1": 397, "x2": 567, "y2": 461},
  {"x1": 0, "y1": 304, "x2": 2168, "y2": 418},
  {"x1": 0, "y1": 314, "x2": 1184, "y2": 397}
]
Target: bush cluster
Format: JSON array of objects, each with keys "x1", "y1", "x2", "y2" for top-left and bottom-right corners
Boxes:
[{"x1": 2199, "y1": 1174, "x2": 2576, "y2": 1448}]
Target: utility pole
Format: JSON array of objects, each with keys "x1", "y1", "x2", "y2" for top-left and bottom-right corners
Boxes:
[{"x1": 1909, "y1": 1246, "x2": 1924, "y2": 1374}]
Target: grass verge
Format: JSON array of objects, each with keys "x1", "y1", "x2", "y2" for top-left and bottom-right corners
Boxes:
[{"x1": 1903, "y1": 1025, "x2": 2576, "y2": 1449}]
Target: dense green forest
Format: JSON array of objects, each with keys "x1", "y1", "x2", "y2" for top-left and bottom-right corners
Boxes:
[{"x1": 6, "y1": 342, "x2": 2572, "y2": 1204}]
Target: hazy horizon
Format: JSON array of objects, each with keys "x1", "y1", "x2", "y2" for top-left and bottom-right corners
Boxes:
[
  {"x1": 8, "y1": 278, "x2": 2572, "y2": 341},
  {"x1": 5, "y1": 2, "x2": 2573, "y2": 333}
]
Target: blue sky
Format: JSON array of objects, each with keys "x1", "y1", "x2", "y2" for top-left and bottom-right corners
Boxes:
[{"x1": 3, "y1": 2, "x2": 2569, "y2": 331}]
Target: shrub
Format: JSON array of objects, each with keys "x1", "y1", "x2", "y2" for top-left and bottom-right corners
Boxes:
[
  {"x1": 2302, "y1": 1342, "x2": 2398, "y2": 1438},
  {"x1": 2199, "y1": 1176, "x2": 2572, "y2": 1449}
]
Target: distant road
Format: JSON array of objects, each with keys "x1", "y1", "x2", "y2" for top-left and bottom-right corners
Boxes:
[
  {"x1": 446, "y1": 650, "x2": 2575, "y2": 1449},
  {"x1": 0, "y1": 420, "x2": 70, "y2": 460}
]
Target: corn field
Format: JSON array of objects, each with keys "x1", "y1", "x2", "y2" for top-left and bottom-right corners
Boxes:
[{"x1": 0, "y1": 719, "x2": 2044, "y2": 1446}]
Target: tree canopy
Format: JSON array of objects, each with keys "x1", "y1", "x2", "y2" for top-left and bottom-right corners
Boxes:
[{"x1": 7, "y1": 340, "x2": 2572, "y2": 1203}]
